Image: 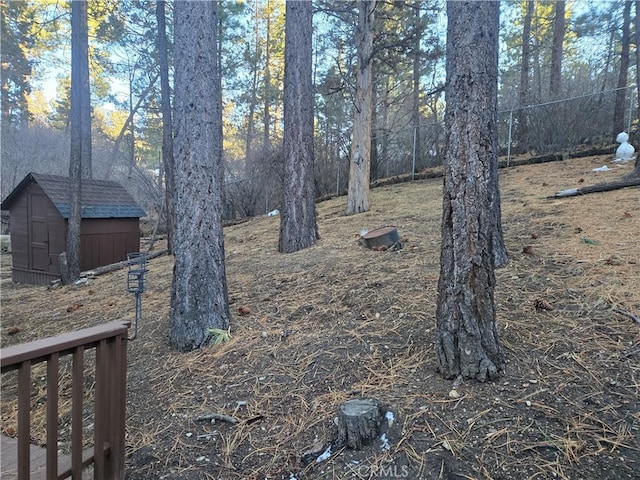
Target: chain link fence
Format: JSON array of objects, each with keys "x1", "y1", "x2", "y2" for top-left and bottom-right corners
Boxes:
[
  {"x1": 364, "y1": 85, "x2": 637, "y2": 190},
  {"x1": 226, "y1": 86, "x2": 637, "y2": 216}
]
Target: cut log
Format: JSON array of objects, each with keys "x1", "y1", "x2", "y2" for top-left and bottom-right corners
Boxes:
[
  {"x1": 81, "y1": 249, "x2": 169, "y2": 277},
  {"x1": 336, "y1": 398, "x2": 384, "y2": 450},
  {"x1": 549, "y1": 177, "x2": 640, "y2": 198},
  {"x1": 360, "y1": 226, "x2": 402, "y2": 250}
]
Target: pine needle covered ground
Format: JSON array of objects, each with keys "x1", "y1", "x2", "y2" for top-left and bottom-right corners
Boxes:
[{"x1": 2, "y1": 154, "x2": 639, "y2": 479}]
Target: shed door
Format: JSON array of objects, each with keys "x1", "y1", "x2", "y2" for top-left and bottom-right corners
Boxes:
[{"x1": 28, "y1": 193, "x2": 50, "y2": 271}]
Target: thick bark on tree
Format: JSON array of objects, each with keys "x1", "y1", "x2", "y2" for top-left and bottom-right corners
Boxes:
[
  {"x1": 549, "y1": 1, "x2": 565, "y2": 98},
  {"x1": 435, "y1": 0, "x2": 504, "y2": 382},
  {"x1": 490, "y1": 161, "x2": 508, "y2": 268},
  {"x1": 65, "y1": 0, "x2": 90, "y2": 284},
  {"x1": 170, "y1": 1, "x2": 230, "y2": 352},
  {"x1": 278, "y1": 0, "x2": 319, "y2": 254},
  {"x1": 156, "y1": 1, "x2": 175, "y2": 253},
  {"x1": 613, "y1": 1, "x2": 631, "y2": 137},
  {"x1": 346, "y1": 0, "x2": 375, "y2": 215}
]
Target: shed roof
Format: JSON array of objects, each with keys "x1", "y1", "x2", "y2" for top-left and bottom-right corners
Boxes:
[{"x1": 0, "y1": 173, "x2": 146, "y2": 219}]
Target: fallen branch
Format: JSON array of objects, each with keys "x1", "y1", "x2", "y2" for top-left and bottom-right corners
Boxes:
[
  {"x1": 81, "y1": 249, "x2": 169, "y2": 277},
  {"x1": 612, "y1": 308, "x2": 640, "y2": 325},
  {"x1": 549, "y1": 177, "x2": 640, "y2": 199},
  {"x1": 195, "y1": 413, "x2": 238, "y2": 424}
]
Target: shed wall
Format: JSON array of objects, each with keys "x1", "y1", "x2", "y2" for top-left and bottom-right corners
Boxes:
[
  {"x1": 7, "y1": 187, "x2": 28, "y2": 272},
  {"x1": 80, "y1": 219, "x2": 140, "y2": 271},
  {"x1": 8, "y1": 183, "x2": 66, "y2": 284},
  {"x1": 7, "y1": 184, "x2": 141, "y2": 284}
]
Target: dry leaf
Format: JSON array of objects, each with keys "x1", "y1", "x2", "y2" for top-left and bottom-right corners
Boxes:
[
  {"x1": 237, "y1": 306, "x2": 251, "y2": 316},
  {"x1": 66, "y1": 303, "x2": 82, "y2": 313},
  {"x1": 7, "y1": 326, "x2": 20, "y2": 335},
  {"x1": 522, "y1": 245, "x2": 534, "y2": 254}
]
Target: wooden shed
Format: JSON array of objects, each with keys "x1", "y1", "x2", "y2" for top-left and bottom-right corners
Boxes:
[{"x1": 1, "y1": 173, "x2": 146, "y2": 285}]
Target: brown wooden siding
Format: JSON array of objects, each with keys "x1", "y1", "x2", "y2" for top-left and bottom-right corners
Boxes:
[
  {"x1": 9, "y1": 183, "x2": 65, "y2": 279},
  {"x1": 7, "y1": 188, "x2": 29, "y2": 271},
  {"x1": 6, "y1": 183, "x2": 141, "y2": 284},
  {"x1": 11, "y1": 268, "x2": 60, "y2": 285},
  {"x1": 28, "y1": 192, "x2": 50, "y2": 271},
  {"x1": 47, "y1": 212, "x2": 66, "y2": 275},
  {"x1": 80, "y1": 219, "x2": 139, "y2": 272}
]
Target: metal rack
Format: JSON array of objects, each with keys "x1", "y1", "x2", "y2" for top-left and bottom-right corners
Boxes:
[{"x1": 126, "y1": 252, "x2": 148, "y2": 340}]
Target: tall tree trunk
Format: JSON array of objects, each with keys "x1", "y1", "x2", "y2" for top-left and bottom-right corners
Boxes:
[
  {"x1": 635, "y1": 1, "x2": 640, "y2": 125},
  {"x1": 598, "y1": 17, "x2": 616, "y2": 106},
  {"x1": 517, "y1": 0, "x2": 533, "y2": 148},
  {"x1": 216, "y1": 1, "x2": 228, "y2": 216},
  {"x1": 370, "y1": 81, "x2": 379, "y2": 181},
  {"x1": 170, "y1": 0, "x2": 230, "y2": 352},
  {"x1": 156, "y1": 1, "x2": 175, "y2": 252},
  {"x1": 346, "y1": 0, "x2": 375, "y2": 215},
  {"x1": 109, "y1": 75, "x2": 159, "y2": 168},
  {"x1": 613, "y1": 1, "x2": 632, "y2": 137},
  {"x1": 435, "y1": 0, "x2": 504, "y2": 382},
  {"x1": 127, "y1": 78, "x2": 135, "y2": 176},
  {"x1": 263, "y1": 0, "x2": 272, "y2": 154},
  {"x1": 380, "y1": 76, "x2": 390, "y2": 177},
  {"x1": 533, "y1": 28, "x2": 542, "y2": 101},
  {"x1": 411, "y1": 3, "x2": 422, "y2": 174},
  {"x1": 549, "y1": 1, "x2": 565, "y2": 98},
  {"x1": 246, "y1": 59, "x2": 259, "y2": 172},
  {"x1": 79, "y1": 1, "x2": 91, "y2": 179},
  {"x1": 64, "y1": 0, "x2": 90, "y2": 284},
  {"x1": 278, "y1": 0, "x2": 319, "y2": 254}
]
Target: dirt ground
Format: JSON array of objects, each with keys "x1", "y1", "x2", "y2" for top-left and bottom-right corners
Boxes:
[{"x1": 1, "y1": 154, "x2": 639, "y2": 480}]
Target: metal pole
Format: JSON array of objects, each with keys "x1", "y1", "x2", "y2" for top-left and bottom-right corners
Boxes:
[
  {"x1": 627, "y1": 84, "x2": 635, "y2": 134},
  {"x1": 412, "y1": 126, "x2": 417, "y2": 181},
  {"x1": 507, "y1": 110, "x2": 513, "y2": 167},
  {"x1": 385, "y1": 150, "x2": 389, "y2": 178}
]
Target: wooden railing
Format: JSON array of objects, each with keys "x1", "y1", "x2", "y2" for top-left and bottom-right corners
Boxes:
[{"x1": 1, "y1": 321, "x2": 130, "y2": 480}]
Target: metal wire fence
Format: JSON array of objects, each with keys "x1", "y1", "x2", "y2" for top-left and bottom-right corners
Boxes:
[
  {"x1": 357, "y1": 85, "x2": 638, "y2": 191},
  {"x1": 227, "y1": 85, "x2": 637, "y2": 215}
]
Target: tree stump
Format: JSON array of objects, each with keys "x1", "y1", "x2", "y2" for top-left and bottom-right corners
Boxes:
[
  {"x1": 360, "y1": 226, "x2": 402, "y2": 250},
  {"x1": 336, "y1": 398, "x2": 384, "y2": 450}
]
